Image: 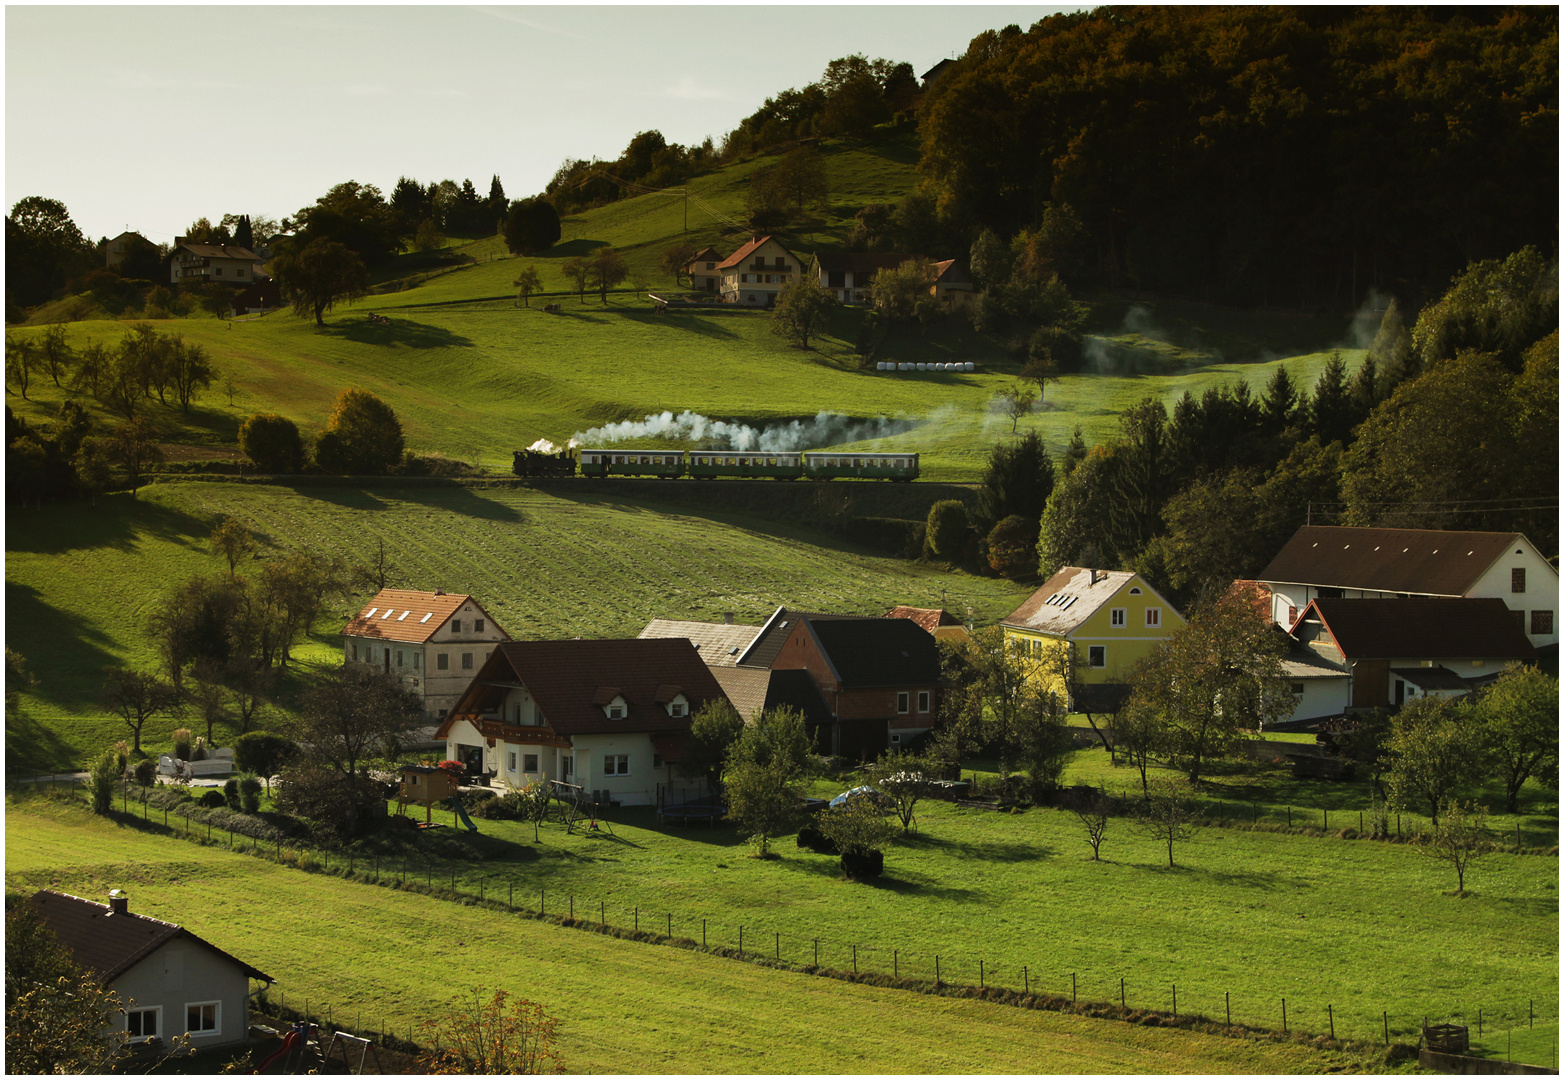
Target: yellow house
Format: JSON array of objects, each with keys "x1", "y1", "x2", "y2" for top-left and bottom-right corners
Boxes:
[{"x1": 1000, "y1": 567, "x2": 1184, "y2": 699}]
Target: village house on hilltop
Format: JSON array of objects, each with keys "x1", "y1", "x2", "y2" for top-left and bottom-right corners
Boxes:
[{"x1": 341, "y1": 589, "x2": 510, "y2": 721}]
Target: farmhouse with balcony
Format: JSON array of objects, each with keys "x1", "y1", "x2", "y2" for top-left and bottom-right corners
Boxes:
[
  {"x1": 28, "y1": 889, "x2": 272, "y2": 1050},
  {"x1": 341, "y1": 589, "x2": 510, "y2": 721},
  {"x1": 1001, "y1": 568, "x2": 1185, "y2": 701},
  {"x1": 1254, "y1": 526, "x2": 1558, "y2": 653},
  {"x1": 168, "y1": 239, "x2": 263, "y2": 285},
  {"x1": 434, "y1": 638, "x2": 729, "y2": 806},
  {"x1": 1289, "y1": 597, "x2": 1539, "y2": 710},
  {"x1": 715, "y1": 236, "x2": 800, "y2": 306}
]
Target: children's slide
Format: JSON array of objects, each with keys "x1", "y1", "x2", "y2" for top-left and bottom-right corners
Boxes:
[{"x1": 449, "y1": 795, "x2": 479, "y2": 833}]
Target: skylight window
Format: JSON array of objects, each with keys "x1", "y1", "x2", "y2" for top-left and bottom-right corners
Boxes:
[
  {"x1": 420, "y1": 612, "x2": 433, "y2": 623},
  {"x1": 381, "y1": 609, "x2": 394, "y2": 619},
  {"x1": 397, "y1": 611, "x2": 409, "y2": 621},
  {"x1": 365, "y1": 608, "x2": 378, "y2": 618}
]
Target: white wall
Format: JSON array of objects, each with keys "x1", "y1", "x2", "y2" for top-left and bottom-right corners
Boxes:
[
  {"x1": 1467, "y1": 540, "x2": 1559, "y2": 648},
  {"x1": 113, "y1": 938, "x2": 252, "y2": 1047}
]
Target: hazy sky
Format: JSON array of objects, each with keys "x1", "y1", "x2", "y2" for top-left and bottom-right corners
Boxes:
[{"x1": 6, "y1": 5, "x2": 1071, "y2": 245}]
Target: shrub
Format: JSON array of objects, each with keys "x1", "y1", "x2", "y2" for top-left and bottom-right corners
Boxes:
[
  {"x1": 924, "y1": 499, "x2": 971, "y2": 560},
  {"x1": 239, "y1": 775, "x2": 262, "y2": 814},
  {"x1": 223, "y1": 777, "x2": 241, "y2": 811},
  {"x1": 839, "y1": 849, "x2": 885, "y2": 879},
  {"x1": 113, "y1": 741, "x2": 130, "y2": 774},
  {"x1": 233, "y1": 732, "x2": 299, "y2": 791},
  {"x1": 987, "y1": 515, "x2": 1039, "y2": 578},
  {"x1": 238, "y1": 413, "x2": 305, "y2": 473},
  {"x1": 88, "y1": 751, "x2": 118, "y2": 815},
  {"x1": 133, "y1": 758, "x2": 156, "y2": 786},
  {"x1": 199, "y1": 789, "x2": 226, "y2": 808},
  {"x1": 796, "y1": 824, "x2": 837, "y2": 854},
  {"x1": 171, "y1": 728, "x2": 192, "y2": 761}
]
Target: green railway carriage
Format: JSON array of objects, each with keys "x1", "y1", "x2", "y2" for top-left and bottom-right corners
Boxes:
[
  {"x1": 803, "y1": 452, "x2": 919, "y2": 481},
  {"x1": 688, "y1": 451, "x2": 804, "y2": 479},
  {"x1": 578, "y1": 449, "x2": 687, "y2": 478}
]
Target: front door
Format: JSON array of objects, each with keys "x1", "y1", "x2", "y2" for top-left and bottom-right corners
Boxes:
[
  {"x1": 1394, "y1": 679, "x2": 1406, "y2": 705},
  {"x1": 456, "y1": 744, "x2": 483, "y2": 780}
]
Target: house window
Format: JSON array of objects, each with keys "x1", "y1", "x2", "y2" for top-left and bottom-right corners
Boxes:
[
  {"x1": 917, "y1": 690, "x2": 931, "y2": 713},
  {"x1": 214, "y1": 267, "x2": 222, "y2": 276},
  {"x1": 1288, "y1": 605, "x2": 1298, "y2": 626},
  {"x1": 462, "y1": 653, "x2": 473, "y2": 670},
  {"x1": 396, "y1": 650, "x2": 404, "y2": 668},
  {"x1": 604, "y1": 755, "x2": 629, "y2": 776},
  {"x1": 896, "y1": 692, "x2": 910, "y2": 714},
  {"x1": 1512, "y1": 568, "x2": 1526, "y2": 593},
  {"x1": 524, "y1": 753, "x2": 539, "y2": 772},
  {"x1": 608, "y1": 705, "x2": 624, "y2": 719},
  {"x1": 1110, "y1": 608, "x2": 1126, "y2": 628},
  {"x1": 452, "y1": 619, "x2": 463, "y2": 633},
  {"x1": 413, "y1": 653, "x2": 420, "y2": 669},
  {"x1": 669, "y1": 702, "x2": 685, "y2": 717},
  {"x1": 1291, "y1": 682, "x2": 1305, "y2": 696},
  {"x1": 351, "y1": 643, "x2": 358, "y2": 661},
  {"x1": 1088, "y1": 646, "x2": 1106, "y2": 668},
  {"x1": 185, "y1": 1001, "x2": 220, "y2": 1036},
  {"x1": 508, "y1": 752, "x2": 517, "y2": 771},
  {"x1": 562, "y1": 756, "x2": 573, "y2": 778},
  {"x1": 1145, "y1": 608, "x2": 1161, "y2": 628},
  {"x1": 1532, "y1": 610, "x2": 1554, "y2": 634},
  {"x1": 437, "y1": 653, "x2": 449, "y2": 670},
  {"x1": 475, "y1": 618, "x2": 485, "y2": 633},
  {"x1": 127, "y1": 1007, "x2": 160, "y2": 1039}
]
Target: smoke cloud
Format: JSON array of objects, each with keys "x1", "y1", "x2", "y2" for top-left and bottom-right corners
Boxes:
[
  {"x1": 527, "y1": 438, "x2": 560, "y2": 453},
  {"x1": 1342, "y1": 288, "x2": 1391, "y2": 351},
  {"x1": 569, "y1": 410, "x2": 917, "y2": 453}
]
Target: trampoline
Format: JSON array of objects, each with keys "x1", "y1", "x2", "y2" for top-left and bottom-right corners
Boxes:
[{"x1": 658, "y1": 799, "x2": 724, "y2": 827}]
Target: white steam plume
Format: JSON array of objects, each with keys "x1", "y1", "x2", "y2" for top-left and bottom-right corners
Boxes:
[
  {"x1": 527, "y1": 438, "x2": 560, "y2": 453},
  {"x1": 569, "y1": 410, "x2": 916, "y2": 452}
]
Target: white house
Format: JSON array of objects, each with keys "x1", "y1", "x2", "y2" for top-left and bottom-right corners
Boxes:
[
  {"x1": 169, "y1": 240, "x2": 263, "y2": 285},
  {"x1": 714, "y1": 236, "x2": 801, "y2": 306},
  {"x1": 1254, "y1": 526, "x2": 1558, "y2": 651},
  {"x1": 814, "y1": 251, "x2": 927, "y2": 305},
  {"x1": 29, "y1": 889, "x2": 272, "y2": 1049},
  {"x1": 434, "y1": 638, "x2": 730, "y2": 806},
  {"x1": 341, "y1": 589, "x2": 510, "y2": 721}
]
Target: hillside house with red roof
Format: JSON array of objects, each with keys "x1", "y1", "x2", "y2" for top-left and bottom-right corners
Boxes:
[
  {"x1": 1255, "y1": 526, "x2": 1558, "y2": 651},
  {"x1": 715, "y1": 236, "x2": 801, "y2": 305},
  {"x1": 433, "y1": 638, "x2": 729, "y2": 805},
  {"x1": 29, "y1": 889, "x2": 272, "y2": 1049},
  {"x1": 884, "y1": 605, "x2": 969, "y2": 643},
  {"x1": 341, "y1": 589, "x2": 510, "y2": 721}
]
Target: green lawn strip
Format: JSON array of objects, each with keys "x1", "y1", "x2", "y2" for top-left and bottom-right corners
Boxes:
[
  {"x1": 4, "y1": 797, "x2": 1381, "y2": 1075},
  {"x1": 5, "y1": 481, "x2": 1030, "y2": 766},
  {"x1": 20, "y1": 763, "x2": 1553, "y2": 1051},
  {"x1": 1468, "y1": 1022, "x2": 1560, "y2": 1070}
]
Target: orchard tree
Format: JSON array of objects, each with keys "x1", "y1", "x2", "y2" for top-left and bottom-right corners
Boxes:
[
  {"x1": 588, "y1": 246, "x2": 629, "y2": 303},
  {"x1": 722, "y1": 705, "x2": 811, "y2": 856},
  {"x1": 5, "y1": 335, "x2": 36, "y2": 400},
  {"x1": 101, "y1": 668, "x2": 180, "y2": 755},
  {"x1": 559, "y1": 257, "x2": 589, "y2": 301},
  {"x1": 513, "y1": 266, "x2": 543, "y2": 307},
  {"x1": 1472, "y1": 664, "x2": 1559, "y2": 812},
  {"x1": 209, "y1": 516, "x2": 257, "y2": 578},
  {"x1": 770, "y1": 266, "x2": 835, "y2": 349},
  {"x1": 272, "y1": 238, "x2": 369, "y2": 325},
  {"x1": 1135, "y1": 777, "x2": 1199, "y2": 868},
  {"x1": 866, "y1": 749, "x2": 943, "y2": 834},
  {"x1": 1071, "y1": 788, "x2": 1114, "y2": 860},
  {"x1": 1421, "y1": 799, "x2": 1491, "y2": 895},
  {"x1": 869, "y1": 259, "x2": 930, "y2": 321},
  {"x1": 687, "y1": 698, "x2": 744, "y2": 793},
  {"x1": 112, "y1": 416, "x2": 164, "y2": 496},
  {"x1": 1385, "y1": 696, "x2": 1489, "y2": 826},
  {"x1": 997, "y1": 382, "x2": 1037, "y2": 433},
  {"x1": 167, "y1": 336, "x2": 216, "y2": 412},
  {"x1": 661, "y1": 241, "x2": 698, "y2": 286},
  {"x1": 37, "y1": 325, "x2": 74, "y2": 388}
]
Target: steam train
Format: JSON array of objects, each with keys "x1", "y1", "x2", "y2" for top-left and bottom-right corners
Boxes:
[{"x1": 512, "y1": 447, "x2": 918, "y2": 482}]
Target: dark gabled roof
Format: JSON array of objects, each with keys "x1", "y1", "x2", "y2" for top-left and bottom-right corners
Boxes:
[
  {"x1": 1303, "y1": 598, "x2": 1539, "y2": 661},
  {"x1": 29, "y1": 890, "x2": 272, "y2": 984},
  {"x1": 686, "y1": 246, "x2": 720, "y2": 265},
  {"x1": 714, "y1": 236, "x2": 798, "y2": 271},
  {"x1": 929, "y1": 260, "x2": 974, "y2": 288},
  {"x1": 438, "y1": 638, "x2": 727, "y2": 738},
  {"x1": 1257, "y1": 526, "x2": 1537, "y2": 597},
  {"x1": 176, "y1": 242, "x2": 261, "y2": 261},
  {"x1": 1391, "y1": 666, "x2": 1473, "y2": 691},
  {"x1": 737, "y1": 607, "x2": 854, "y2": 669},
  {"x1": 814, "y1": 251, "x2": 928, "y2": 276},
  {"x1": 807, "y1": 617, "x2": 940, "y2": 688},
  {"x1": 764, "y1": 668, "x2": 836, "y2": 727}
]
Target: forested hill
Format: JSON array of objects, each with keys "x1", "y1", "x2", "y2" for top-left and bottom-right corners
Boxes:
[{"x1": 915, "y1": 6, "x2": 1558, "y2": 311}]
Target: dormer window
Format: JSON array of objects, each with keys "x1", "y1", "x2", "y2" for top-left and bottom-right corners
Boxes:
[
  {"x1": 609, "y1": 704, "x2": 625, "y2": 719},
  {"x1": 664, "y1": 693, "x2": 690, "y2": 718}
]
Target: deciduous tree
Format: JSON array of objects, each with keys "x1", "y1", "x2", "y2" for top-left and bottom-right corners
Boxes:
[
  {"x1": 997, "y1": 382, "x2": 1036, "y2": 433},
  {"x1": 238, "y1": 413, "x2": 304, "y2": 473},
  {"x1": 320, "y1": 388, "x2": 403, "y2": 475},
  {"x1": 101, "y1": 668, "x2": 180, "y2": 755},
  {"x1": 1071, "y1": 788, "x2": 1114, "y2": 860},
  {"x1": 232, "y1": 730, "x2": 297, "y2": 792},
  {"x1": 416, "y1": 989, "x2": 562, "y2": 1075},
  {"x1": 687, "y1": 698, "x2": 744, "y2": 793},
  {"x1": 559, "y1": 257, "x2": 589, "y2": 302},
  {"x1": 1421, "y1": 799, "x2": 1490, "y2": 895},
  {"x1": 1384, "y1": 696, "x2": 1489, "y2": 826},
  {"x1": 722, "y1": 705, "x2": 811, "y2": 856},
  {"x1": 1471, "y1": 664, "x2": 1558, "y2": 812},
  {"x1": 5, "y1": 903, "x2": 128, "y2": 1075},
  {"x1": 769, "y1": 266, "x2": 835, "y2": 349},
  {"x1": 587, "y1": 246, "x2": 629, "y2": 303},
  {"x1": 923, "y1": 499, "x2": 971, "y2": 561},
  {"x1": 513, "y1": 266, "x2": 543, "y2": 307},
  {"x1": 503, "y1": 198, "x2": 561, "y2": 257},
  {"x1": 209, "y1": 516, "x2": 256, "y2": 578},
  {"x1": 272, "y1": 238, "x2": 369, "y2": 326},
  {"x1": 1134, "y1": 777, "x2": 1199, "y2": 868},
  {"x1": 661, "y1": 242, "x2": 698, "y2": 286}
]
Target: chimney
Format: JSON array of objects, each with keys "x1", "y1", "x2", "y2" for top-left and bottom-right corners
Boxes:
[
  {"x1": 1088, "y1": 569, "x2": 1098, "y2": 586},
  {"x1": 433, "y1": 587, "x2": 444, "y2": 596},
  {"x1": 723, "y1": 612, "x2": 734, "y2": 625},
  {"x1": 107, "y1": 889, "x2": 128, "y2": 915}
]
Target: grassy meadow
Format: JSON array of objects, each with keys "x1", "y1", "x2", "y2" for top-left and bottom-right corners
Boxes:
[{"x1": 3, "y1": 790, "x2": 1454, "y2": 1075}]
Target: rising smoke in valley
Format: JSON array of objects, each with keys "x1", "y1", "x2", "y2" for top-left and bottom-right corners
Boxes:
[{"x1": 547, "y1": 410, "x2": 918, "y2": 453}]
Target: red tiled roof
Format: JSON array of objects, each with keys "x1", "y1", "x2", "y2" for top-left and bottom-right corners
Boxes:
[
  {"x1": 1258, "y1": 526, "x2": 1534, "y2": 596},
  {"x1": 714, "y1": 236, "x2": 798, "y2": 271},
  {"x1": 1303, "y1": 598, "x2": 1539, "y2": 660},
  {"x1": 30, "y1": 890, "x2": 272, "y2": 984},
  {"x1": 438, "y1": 638, "x2": 727, "y2": 739},
  {"x1": 342, "y1": 589, "x2": 506, "y2": 645},
  {"x1": 884, "y1": 606, "x2": 962, "y2": 633}
]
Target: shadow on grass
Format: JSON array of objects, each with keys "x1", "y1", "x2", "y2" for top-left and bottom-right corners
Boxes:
[
  {"x1": 4, "y1": 710, "x2": 79, "y2": 775},
  {"x1": 317, "y1": 318, "x2": 475, "y2": 350},
  {"x1": 777, "y1": 852, "x2": 980, "y2": 899},
  {"x1": 898, "y1": 829, "x2": 1050, "y2": 863},
  {"x1": 547, "y1": 238, "x2": 610, "y2": 258},
  {"x1": 5, "y1": 580, "x2": 123, "y2": 719},
  {"x1": 392, "y1": 486, "x2": 526, "y2": 523},
  {"x1": 5, "y1": 489, "x2": 213, "y2": 556},
  {"x1": 616, "y1": 308, "x2": 741, "y2": 340}
]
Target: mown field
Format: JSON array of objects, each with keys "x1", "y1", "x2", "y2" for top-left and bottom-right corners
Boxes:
[
  {"x1": 5, "y1": 479, "x2": 1034, "y2": 768},
  {"x1": 5, "y1": 791, "x2": 1427, "y2": 1075}
]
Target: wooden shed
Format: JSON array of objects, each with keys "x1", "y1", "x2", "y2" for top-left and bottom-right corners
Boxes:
[{"x1": 399, "y1": 764, "x2": 458, "y2": 805}]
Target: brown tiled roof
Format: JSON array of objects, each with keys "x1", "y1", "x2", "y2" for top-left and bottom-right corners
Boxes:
[
  {"x1": 685, "y1": 247, "x2": 720, "y2": 267},
  {"x1": 929, "y1": 260, "x2": 974, "y2": 287},
  {"x1": 737, "y1": 607, "x2": 854, "y2": 669},
  {"x1": 806, "y1": 618, "x2": 941, "y2": 688},
  {"x1": 438, "y1": 638, "x2": 727, "y2": 738},
  {"x1": 342, "y1": 589, "x2": 505, "y2": 645},
  {"x1": 177, "y1": 243, "x2": 260, "y2": 261},
  {"x1": 710, "y1": 666, "x2": 773, "y2": 721},
  {"x1": 1257, "y1": 526, "x2": 1530, "y2": 596},
  {"x1": 715, "y1": 236, "x2": 797, "y2": 271},
  {"x1": 1002, "y1": 568, "x2": 1141, "y2": 636},
  {"x1": 884, "y1": 606, "x2": 962, "y2": 633},
  {"x1": 638, "y1": 619, "x2": 760, "y2": 667},
  {"x1": 30, "y1": 890, "x2": 272, "y2": 984},
  {"x1": 1304, "y1": 598, "x2": 1539, "y2": 660},
  {"x1": 814, "y1": 251, "x2": 928, "y2": 276}
]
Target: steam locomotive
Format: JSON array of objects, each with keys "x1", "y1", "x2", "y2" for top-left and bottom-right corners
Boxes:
[{"x1": 512, "y1": 447, "x2": 918, "y2": 481}]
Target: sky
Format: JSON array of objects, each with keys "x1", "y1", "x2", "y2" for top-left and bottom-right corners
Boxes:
[{"x1": 6, "y1": 4, "x2": 1073, "y2": 246}]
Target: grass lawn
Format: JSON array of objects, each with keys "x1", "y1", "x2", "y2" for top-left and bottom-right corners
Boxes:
[
  {"x1": 4, "y1": 792, "x2": 1412, "y2": 1074},
  {"x1": 5, "y1": 480, "x2": 1033, "y2": 768}
]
